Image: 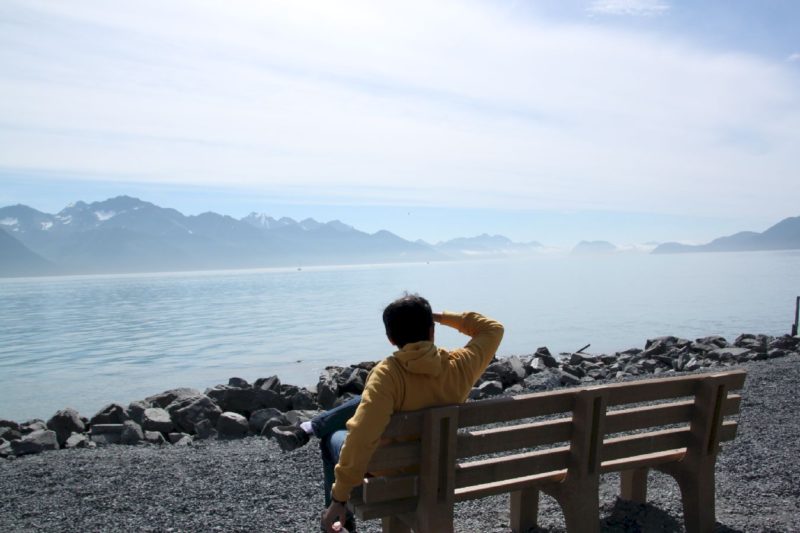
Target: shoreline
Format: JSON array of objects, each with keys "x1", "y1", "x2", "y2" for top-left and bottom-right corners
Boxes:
[
  {"x1": 1, "y1": 352, "x2": 798, "y2": 531},
  {"x1": 2, "y1": 331, "x2": 797, "y2": 459}
]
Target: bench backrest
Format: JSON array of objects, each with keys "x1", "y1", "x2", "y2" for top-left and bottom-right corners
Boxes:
[{"x1": 353, "y1": 369, "x2": 746, "y2": 521}]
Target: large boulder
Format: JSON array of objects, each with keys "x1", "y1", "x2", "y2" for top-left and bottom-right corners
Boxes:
[
  {"x1": 65, "y1": 432, "x2": 92, "y2": 449},
  {"x1": 144, "y1": 431, "x2": 167, "y2": 445},
  {"x1": 254, "y1": 388, "x2": 291, "y2": 411},
  {"x1": 0, "y1": 420, "x2": 20, "y2": 432},
  {"x1": 695, "y1": 335, "x2": 729, "y2": 348},
  {"x1": 120, "y1": 421, "x2": 144, "y2": 445},
  {"x1": 168, "y1": 432, "x2": 191, "y2": 444},
  {"x1": 710, "y1": 347, "x2": 752, "y2": 362},
  {"x1": 90, "y1": 424, "x2": 124, "y2": 445},
  {"x1": 89, "y1": 404, "x2": 129, "y2": 426},
  {"x1": 20, "y1": 420, "x2": 47, "y2": 434},
  {"x1": 219, "y1": 387, "x2": 259, "y2": 414},
  {"x1": 169, "y1": 395, "x2": 222, "y2": 434},
  {"x1": 47, "y1": 408, "x2": 85, "y2": 446},
  {"x1": 228, "y1": 377, "x2": 249, "y2": 388},
  {"x1": 523, "y1": 369, "x2": 562, "y2": 391},
  {"x1": 477, "y1": 380, "x2": 503, "y2": 397},
  {"x1": 770, "y1": 335, "x2": 800, "y2": 351},
  {"x1": 249, "y1": 408, "x2": 283, "y2": 434},
  {"x1": 533, "y1": 347, "x2": 559, "y2": 368},
  {"x1": 316, "y1": 369, "x2": 340, "y2": 410},
  {"x1": 0, "y1": 426, "x2": 21, "y2": 441},
  {"x1": 217, "y1": 412, "x2": 248, "y2": 439},
  {"x1": 11, "y1": 429, "x2": 59, "y2": 455},
  {"x1": 142, "y1": 408, "x2": 174, "y2": 433},
  {"x1": 559, "y1": 370, "x2": 582, "y2": 386},
  {"x1": 193, "y1": 419, "x2": 218, "y2": 440},
  {"x1": 254, "y1": 375, "x2": 281, "y2": 392},
  {"x1": 127, "y1": 401, "x2": 149, "y2": 425},
  {"x1": 291, "y1": 389, "x2": 318, "y2": 410},
  {"x1": 145, "y1": 388, "x2": 202, "y2": 409},
  {"x1": 339, "y1": 368, "x2": 369, "y2": 395},
  {"x1": 484, "y1": 357, "x2": 526, "y2": 388}
]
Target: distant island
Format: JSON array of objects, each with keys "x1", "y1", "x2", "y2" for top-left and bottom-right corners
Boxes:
[
  {"x1": 0, "y1": 196, "x2": 543, "y2": 277},
  {"x1": 571, "y1": 240, "x2": 617, "y2": 255},
  {"x1": 653, "y1": 216, "x2": 800, "y2": 254}
]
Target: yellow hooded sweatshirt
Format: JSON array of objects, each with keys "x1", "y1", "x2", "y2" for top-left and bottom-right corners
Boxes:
[{"x1": 331, "y1": 311, "x2": 504, "y2": 502}]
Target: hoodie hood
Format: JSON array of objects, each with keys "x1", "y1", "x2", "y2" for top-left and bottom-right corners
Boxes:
[{"x1": 391, "y1": 340, "x2": 443, "y2": 377}]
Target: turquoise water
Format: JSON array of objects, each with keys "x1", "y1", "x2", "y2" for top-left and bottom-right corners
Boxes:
[{"x1": 2, "y1": 251, "x2": 799, "y2": 421}]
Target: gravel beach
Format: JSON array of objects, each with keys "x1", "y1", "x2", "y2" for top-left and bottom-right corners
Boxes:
[{"x1": 2, "y1": 353, "x2": 798, "y2": 532}]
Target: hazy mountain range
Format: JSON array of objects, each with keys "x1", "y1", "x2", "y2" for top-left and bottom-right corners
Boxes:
[
  {"x1": 652, "y1": 216, "x2": 800, "y2": 254},
  {"x1": 0, "y1": 196, "x2": 542, "y2": 277},
  {"x1": 1, "y1": 196, "x2": 798, "y2": 277}
]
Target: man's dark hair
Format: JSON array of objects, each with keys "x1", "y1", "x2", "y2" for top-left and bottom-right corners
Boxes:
[{"x1": 382, "y1": 293, "x2": 434, "y2": 348}]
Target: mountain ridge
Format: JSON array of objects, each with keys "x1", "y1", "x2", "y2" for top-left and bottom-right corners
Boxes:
[
  {"x1": 0, "y1": 196, "x2": 543, "y2": 277},
  {"x1": 653, "y1": 216, "x2": 800, "y2": 254}
]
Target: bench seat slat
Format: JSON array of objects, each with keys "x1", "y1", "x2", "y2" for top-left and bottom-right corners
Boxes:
[
  {"x1": 602, "y1": 427, "x2": 691, "y2": 462},
  {"x1": 601, "y1": 448, "x2": 686, "y2": 473},
  {"x1": 601, "y1": 420, "x2": 738, "y2": 462},
  {"x1": 605, "y1": 394, "x2": 741, "y2": 434},
  {"x1": 454, "y1": 370, "x2": 746, "y2": 429},
  {"x1": 455, "y1": 446, "x2": 571, "y2": 489},
  {"x1": 605, "y1": 370, "x2": 746, "y2": 407},
  {"x1": 454, "y1": 469, "x2": 568, "y2": 502},
  {"x1": 457, "y1": 390, "x2": 575, "y2": 428},
  {"x1": 456, "y1": 417, "x2": 572, "y2": 459}
]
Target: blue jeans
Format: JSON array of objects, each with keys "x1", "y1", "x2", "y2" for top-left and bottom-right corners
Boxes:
[{"x1": 311, "y1": 395, "x2": 362, "y2": 506}]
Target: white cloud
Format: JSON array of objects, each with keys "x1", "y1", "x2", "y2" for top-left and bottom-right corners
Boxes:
[
  {"x1": 0, "y1": 0, "x2": 797, "y2": 221},
  {"x1": 788, "y1": 52, "x2": 800, "y2": 62},
  {"x1": 587, "y1": 0, "x2": 670, "y2": 17}
]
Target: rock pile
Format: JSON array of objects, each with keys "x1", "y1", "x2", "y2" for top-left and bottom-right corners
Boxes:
[{"x1": 1, "y1": 333, "x2": 798, "y2": 459}]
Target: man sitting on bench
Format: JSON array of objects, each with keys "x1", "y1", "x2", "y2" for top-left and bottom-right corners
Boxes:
[{"x1": 272, "y1": 293, "x2": 504, "y2": 532}]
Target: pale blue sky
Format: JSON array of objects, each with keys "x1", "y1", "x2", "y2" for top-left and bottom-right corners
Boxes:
[{"x1": 1, "y1": 0, "x2": 798, "y2": 246}]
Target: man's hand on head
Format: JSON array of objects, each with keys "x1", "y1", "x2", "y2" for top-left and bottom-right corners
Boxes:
[
  {"x1": 432, "y1": 312, "x2": 442, "y2": 323},
  {"x1": 320, "y1": 501, "x2": 347, "y2": 532}
]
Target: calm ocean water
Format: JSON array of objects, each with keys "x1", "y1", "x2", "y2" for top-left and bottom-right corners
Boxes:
[{"x1": 2, "y1": 251, "x2": 799, "y2": 421}]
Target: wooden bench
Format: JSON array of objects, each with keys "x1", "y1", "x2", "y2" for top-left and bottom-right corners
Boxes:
[{"x1": 349, "y1": 369, "x2": 746, "y2": 533}]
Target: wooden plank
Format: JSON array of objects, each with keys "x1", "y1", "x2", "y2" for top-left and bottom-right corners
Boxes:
[
  {"x1": 362, "y1": 475, "x2": 419, "y2": 504},
  {"x1": 383, "y1": 411, "x2": 424, "y2": 439},
  {"x1": 601, "y1": 420, "x2": 738, "y2": 463},
  {"x1": 455, "y1": 370, "x2": 745, "y2": 429},
  {"x1": 605, "y1": 370, "x2": 746, "y2": 407},
  {"x1": 455, "y1": 470, "x2": 567, "y2": 502},
  {"x1": 457, "y1": 389, "x2": 576, "y2": 428},
  {"x1": 456, "y1": 417, "x2": 572, "y2": 459},
  {"x1": 455, "y1": 447, "x2": 571, "y2": 489},
  {"x1": 605, "y1": 395, "x2": 741, "y2": 434},
  {"x1": 367, "y1": 441, "x2": 421, "y2": 471},
  {"x1": 602, "y1": 427, "x2": 691, "y2": 462},
  {"x1": 601, "y1": 448, "x2": 686, "y2": 473}
]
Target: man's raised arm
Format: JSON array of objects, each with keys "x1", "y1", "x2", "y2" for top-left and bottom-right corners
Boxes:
[{"x1": 438, "y1": 311, "x2": 505, "y2": 387}]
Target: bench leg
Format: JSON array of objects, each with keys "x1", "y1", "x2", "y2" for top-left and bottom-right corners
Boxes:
[
  {"x1": 382, "y1": 515, "x2": 412, "y2": 533},
  {"x1": 659, "y1": 460, "x2": 716, "y2": 533},
  {"x1": 545, "y1": 479, "x2": 600, "y2": 533},
  {"x1": 510, "y1": 488, "x2": 539, "y2": 533},
  {"x1": 620, "y1": 468, "x2": 648, "y2": 504}
]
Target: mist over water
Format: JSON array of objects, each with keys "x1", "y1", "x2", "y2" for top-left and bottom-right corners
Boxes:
[{"x1": 2, "y1": 251, "x2": 799, "y2": 421}]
